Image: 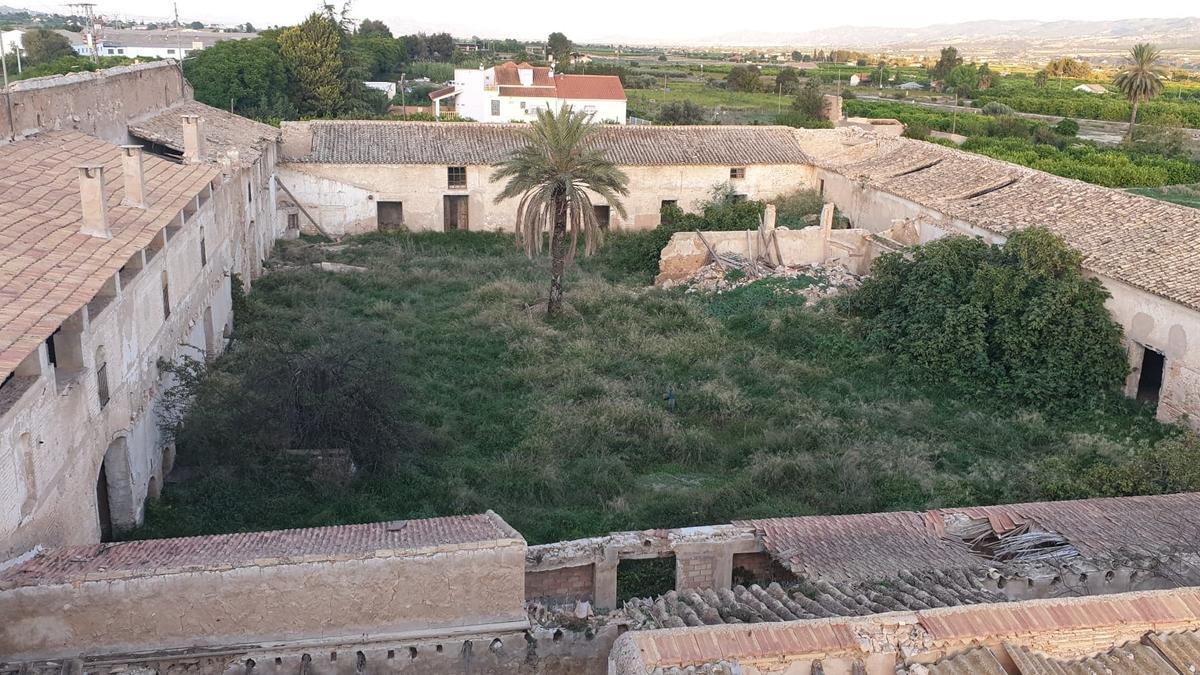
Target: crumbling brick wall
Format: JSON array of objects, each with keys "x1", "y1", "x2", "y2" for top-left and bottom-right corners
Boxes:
[
  {"x1": 526, "y1": 563, "x2": 595, "y2": 604},
  {"x1": 731, "y1": 552, "x2": 796, "y2": 586}
]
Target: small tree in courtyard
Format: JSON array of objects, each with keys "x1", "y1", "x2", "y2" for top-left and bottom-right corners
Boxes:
[{"x1": 492, "y1": 106, "x2": 629, "y2": 317}]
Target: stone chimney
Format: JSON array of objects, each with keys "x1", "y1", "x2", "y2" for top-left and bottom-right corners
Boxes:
[
  {"x1": 120, "y1": 145, "x2": 146, "y2": 208},
  {"x1": 182, "y1": 114, "x2": 206, "y2": 164},
  {"x1": 77, "y1": 165, "x2": 111, "y2": 239}
]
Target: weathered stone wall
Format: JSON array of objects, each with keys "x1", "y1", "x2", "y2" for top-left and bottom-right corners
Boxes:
[
  {"x1": 0, "y1": 539, "x2": 527, "y2": 661},
  {"x1": 1, "y1": 62, "x2": 189, "y2": 145},
  {"x1": 276, "y1": 163, "x2": 815, "y2": 236}
]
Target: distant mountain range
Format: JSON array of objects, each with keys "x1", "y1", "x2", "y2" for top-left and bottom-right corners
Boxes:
[{"x1": 698, "y1": 18, "x2": 1200, "y2": 51}]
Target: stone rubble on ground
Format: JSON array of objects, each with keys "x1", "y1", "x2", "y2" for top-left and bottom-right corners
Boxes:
[{"x1": 660, "y1": 260, "x2": 863, "y2": 302}]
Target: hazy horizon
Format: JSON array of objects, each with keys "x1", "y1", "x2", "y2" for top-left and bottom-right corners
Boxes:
[{"x1": 10, "y1": 0, "x2": 1200, "y2": 45}]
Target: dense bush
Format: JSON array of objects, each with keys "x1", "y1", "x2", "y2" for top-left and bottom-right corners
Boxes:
[
  {"x1": 1054, "y1": 118, "x2": 1080, "y2": 137},
  {"x1": 842, "y1": 228, "x2": 1128, "y2": 406},
  {"x1": 770, "y1": 189, "x2": 826, "y2": 228},
  {"x1": 980, "y1": 101, "x2": 1014, "y2": 116},
  {"x1": 962, "y1": 136, "x2": 1200, "y2": 187},
  {"x1": 775, "y1": 112, "x2": 834, "y2": 129}
]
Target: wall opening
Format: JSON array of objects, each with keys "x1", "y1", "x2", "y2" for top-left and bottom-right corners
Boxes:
[
  {"x1": 203, "y1": 306, "x2": 216, "y2": 358},
  {"x1": 594, "y1": 205, "x2": 611, "y2": 230},
  {"x1": 98, "y1": 437, "x2": 136, "y2": 539},
  {"x1": 161, "y1": 271, "x2": 171, "y2": 319},
  {"x1": 377, "y1": 201, "x2": 404, "y2": 232},
  {"x1": 19, "y1": 433, "x2": 36, "y2": 520},
  {"x1": 617, "y1": 556, "x2": 676, "y2": 603},
  {"x1": 1137, "y1": 346, "x2": 1165, "y2": 406},
  {"x1": 95, "y1": 346, "x2": 110, "y2": 409},
  {"x1": 443, "y1": 195, "x2": 469, "y2": 231}
]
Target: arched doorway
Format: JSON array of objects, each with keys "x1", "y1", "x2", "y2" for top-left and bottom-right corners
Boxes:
[{"x1": 97, "y1": 437, "x2": 135, "y2": 541}]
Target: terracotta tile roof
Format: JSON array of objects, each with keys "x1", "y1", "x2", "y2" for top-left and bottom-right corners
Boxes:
[
  {"x1": 427, "y1": 85, "x2": 458, "y2": 101},
  {"x1": 927, "y1": 646, "x2": 1008, "y2": 675},
  {"x1": 917, "y1": 588, "x2": 1200, "y2": 641},
  {"x1": 0, "y1": 512, "x2": 521, "y2": 589},
  {"x1": 618, "y1": 589, "x2": 1200, "y2": 673},
  {"x1": 627, "y1": 620, "x2": 858, "y2": 669},
  {"x1": 553, "y1": 74, "x2": 626, "y2": 101},
  {"x1": 799, "y1": 128, "x2": 1200, "y2": 312},
  {"x1": 493, "y1": 61, "x2": 554, "y2": 87},
  {"x1": 128, "y1": 100, "x2": 280, "y2": 166},
  {"x1": 284, "y1": 121, "x2": 810, "y2": 166},
  {"x1": 1005, "y1": 640, "x2": 1178, "y2": 674},
  {"x1": 497, "y1": 85, "x2": 557, "y2": 98},
  {"x1": 0, "y1": 131, "x2": 218, "y2": 382},
  {"x1": 738, "y1": 511, "x2": 981, "y2": 581}
]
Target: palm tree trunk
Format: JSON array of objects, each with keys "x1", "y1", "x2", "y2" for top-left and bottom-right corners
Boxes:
[
  {"x1": 546, "y1": 193, "x2": 568, "y2": 317},
  {"x1": 1127, "y1": 99, "x2": 1140, "y2": 141}
]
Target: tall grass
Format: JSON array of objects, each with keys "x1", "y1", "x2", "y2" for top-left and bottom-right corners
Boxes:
[{"x1": 132, "y1": 232, "x2": 1175, "y2": 544}]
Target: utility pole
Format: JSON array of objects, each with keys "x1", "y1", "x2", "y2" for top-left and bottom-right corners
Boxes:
[
  {"x1": 68, "y1": 4, "x2": 99, "y2": 63},
  {"x1": 400, "y1": 72, "x2": 406, "y2": 120}
]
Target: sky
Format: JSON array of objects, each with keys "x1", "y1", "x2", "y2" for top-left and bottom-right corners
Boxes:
[{"x1": 15, "y1": 0, "x2": 1200, "y2": 44}]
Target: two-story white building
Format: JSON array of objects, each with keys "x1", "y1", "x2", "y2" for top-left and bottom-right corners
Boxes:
[{"x1": 429, "y1": 61, "x2": 626, "y2": 124}]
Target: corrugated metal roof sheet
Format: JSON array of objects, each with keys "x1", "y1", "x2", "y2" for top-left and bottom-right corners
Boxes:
[{"x1": 1146, "y1": 629, "x2": 1200, "y2": 672}]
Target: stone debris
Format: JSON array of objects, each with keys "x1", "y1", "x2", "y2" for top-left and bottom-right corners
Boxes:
[
  {"x1": 312, "y1": 262, "x2": 368, "y2": 274},
  {"x1": 661, "y1": 261, "x2": 863, "y2": 301}
]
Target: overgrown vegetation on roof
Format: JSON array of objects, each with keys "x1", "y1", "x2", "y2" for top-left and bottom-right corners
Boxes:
[{"x1": 134, "y1": 231, "x2": 1187, "y2": 545}]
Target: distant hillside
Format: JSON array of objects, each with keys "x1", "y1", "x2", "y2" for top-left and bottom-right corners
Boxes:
[{"x1": 701, "y1": 17, "x2": 1200, "y2": 50}]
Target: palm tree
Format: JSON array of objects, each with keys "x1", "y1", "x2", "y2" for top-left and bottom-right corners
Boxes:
[
  {"x1": 492, "y1": 106, "x2": 629, "y2": 317},
  {"x1": 1114, "y1": 43, "x2": 1165, "y2": 141}
]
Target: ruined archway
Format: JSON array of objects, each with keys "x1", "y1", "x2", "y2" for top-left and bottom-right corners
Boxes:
[{"x1": 97, "y1": 437, "x2": 137, "y2": 540}]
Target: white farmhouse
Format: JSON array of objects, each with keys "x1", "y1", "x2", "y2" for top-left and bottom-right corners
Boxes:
[
  {"x1": 429, "y1": 61, "x2": 626, "y2": 124},
  {"x1": 58, "y1": 29, "x2": 254, "y2": 60}
]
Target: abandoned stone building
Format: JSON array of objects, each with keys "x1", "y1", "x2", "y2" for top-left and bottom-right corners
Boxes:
[
  {"x1": 8, "y1": 61, "x2": 1200, "y2": 673},
  {"x1": 277, "y1": 121, "x2": 810, "y2": 235},
  {"x1": 0, "y1": 62, "x2": 283, "y2": 559}
]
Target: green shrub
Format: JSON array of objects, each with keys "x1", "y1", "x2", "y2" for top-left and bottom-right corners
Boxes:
[
  {"x1": 903, "y1": 121, "x2": 931, "y2": 140},
  {"x1": 842, "y1": 228, "x2": 1128, "y2": 406},
  {"x1": 775, "y1": 112, "x2": 833, "y2": 129},
  {"x1": 1054, "y1": 118, "x2": 1080, "y2": 136},
  {"x1": 771, "y1": 188, "x2": 825, "y2": 227},
  {"x1": 981, "y1": 101, "x2": 1014, "y2": 116}
]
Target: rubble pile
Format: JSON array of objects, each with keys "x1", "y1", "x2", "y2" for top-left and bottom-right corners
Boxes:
[{"x1": 663, "y1": 261, "x2": 863, "y2": 301}]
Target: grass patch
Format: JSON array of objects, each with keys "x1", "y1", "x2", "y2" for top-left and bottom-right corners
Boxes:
[{"x1": 133, "y1": 232, "x2": 1178, "y2": 545}]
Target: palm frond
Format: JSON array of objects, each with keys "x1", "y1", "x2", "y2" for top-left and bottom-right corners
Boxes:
[{"x1": 491, "y1": 105, "x2": 629, "y2": 258}]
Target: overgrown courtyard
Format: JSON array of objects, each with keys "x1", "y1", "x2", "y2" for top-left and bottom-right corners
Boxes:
[{"x1": 133, "y1": 230, "x2": 1193, "y2": 545}]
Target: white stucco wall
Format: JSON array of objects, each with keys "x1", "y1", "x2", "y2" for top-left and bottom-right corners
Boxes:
[{"x1": 276, "y1": 163, "x2": 815, "y2": 235}]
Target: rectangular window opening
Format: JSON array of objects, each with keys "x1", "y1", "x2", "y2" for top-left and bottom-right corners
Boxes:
[
  {"x1": 730, "y1": 167, "x2": 746, "y2": 180},
  {"x1": 594, "y1": 204, "x2": 611, "y2": 230},
  {"x1": 617, "y1": 556, "x2": 676, "y2": 603},
  {"x1": 96, "y1": 362, "x2": 110, "y2": 408},
  {"x1": 447, "y1": 166, "x2": 467, "y2": 189},
  {"x1": 377, "y1": 201, "x2": 404, "y2": 232},
  {"x1": 161, "y1": 272, "x2": 171, "y2": 319}
]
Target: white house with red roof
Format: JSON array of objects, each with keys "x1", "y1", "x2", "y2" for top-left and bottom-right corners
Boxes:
[{"x1": 429, "y1": 61, "x2": 627, "y2": 124}]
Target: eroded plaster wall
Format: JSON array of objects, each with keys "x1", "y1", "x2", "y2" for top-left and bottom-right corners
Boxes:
[
  {"x1": 1, "y1": 62, "x2": 189, "y2": 144},
  {"x1": 276, "y1": 163, "x2": 815, "y2": 236},
  {"x1": 0, "y1": 540, "x2": 527, "y2": 661}
]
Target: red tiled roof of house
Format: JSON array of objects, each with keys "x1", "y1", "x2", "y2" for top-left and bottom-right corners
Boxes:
[
  {"x1": 554, "y1": 74, "x2": 626, "y2": 100},
  {"x1": 0, "y1": 512, "x2": 522, "y2": 589},
  {"x1": 0, "y1": 131, "x2": 218, "y2": 382},
  {"x1": 428, "y1": 85, "x2": 458, "y2": 101},
  {"x1": 493, "y1": 61, "x2": 554, "y2": 87}
]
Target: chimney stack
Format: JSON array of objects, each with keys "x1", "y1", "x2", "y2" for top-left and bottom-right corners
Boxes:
[
  {"x1": 182, "y1": 114, "x2": 206, "y2": 164},
  {"x1": 77, "y1": 165, "x2": 111, "y2": 239},
  {"x1": 120, "y1": 145, "x2": 146, "y2": 208}
]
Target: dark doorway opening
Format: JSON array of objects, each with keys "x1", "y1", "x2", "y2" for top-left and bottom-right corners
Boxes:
[
  {"x1": 377, "y1": 201, "x2": 404, "y2": 232},
  {"x1": 594, "y1": 205, "x2": 611, "y2": 230},
  {"x1": 617, "y1": 556, "x2": 675, "y2": 603},
  {"x1": 1137, "y1": 347, "x2": 1165, "y2": 406},
  {"x1": 96, "y1": 463, "x2": 113, "y2": 541},
  {"x1": 444, "y1": 195, "x2": 469, "y2": 231}
]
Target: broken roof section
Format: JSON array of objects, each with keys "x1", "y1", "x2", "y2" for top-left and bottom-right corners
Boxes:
[
  {"x1": 741, "y1": 493, "x2": 1200, "y2": 586},
  {"x1": 797, "y1": 127, "x2": 1200, "y2": 312},
  {"x1": 128, "y1": 100, "x2": 281, "y2": 166}
]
